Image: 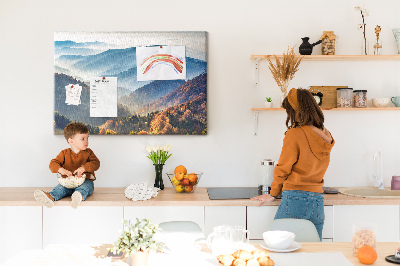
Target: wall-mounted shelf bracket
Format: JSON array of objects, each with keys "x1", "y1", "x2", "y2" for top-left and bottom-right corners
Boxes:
[
  {"x1": 254, "y1": 58, "x2": 261, "y2": 85},
  {"x1": 253, "y1": 111, "x2": 259, "y2": 136}
]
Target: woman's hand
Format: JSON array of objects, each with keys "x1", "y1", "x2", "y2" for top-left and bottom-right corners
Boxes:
[{"x1": 250, "y1": 194, "x2": 275, "y2": 207}]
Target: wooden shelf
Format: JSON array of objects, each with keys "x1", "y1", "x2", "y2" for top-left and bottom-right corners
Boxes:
[
  {"x1": 252, "y1": 107, "x2": 400, "y2": 111},
  {"x1": 250, "y1": 55, "x2": 400, "y2": 61}
]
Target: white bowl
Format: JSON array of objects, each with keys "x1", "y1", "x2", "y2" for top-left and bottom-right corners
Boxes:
[
  {"x1": 372, "y1": 98, "x2": 390, "y2": 107},
  {"x1": 263, "y1": 230, "x2": 295, "y2": 250}
]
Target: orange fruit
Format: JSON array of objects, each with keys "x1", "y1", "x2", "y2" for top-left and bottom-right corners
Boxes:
[
  {"x1": 174, "y1": 165, "x2": 187, "y2": 175},
  {"x1": 357, "y1": 246, "x2": 377, "y2": 264}
]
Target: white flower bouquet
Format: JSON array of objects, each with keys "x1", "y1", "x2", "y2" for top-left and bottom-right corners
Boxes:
[{"x1": 146, "y1": 145, "x2": 172, "y2": 165}]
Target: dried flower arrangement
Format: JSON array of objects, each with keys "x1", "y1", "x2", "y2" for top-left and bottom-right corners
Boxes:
[
  {"x1": 355, "y1": 5, "x2": 370, "y2": 55},
  {"x1": 266, "y1": 46, "x2": 303, "y2": 97}
]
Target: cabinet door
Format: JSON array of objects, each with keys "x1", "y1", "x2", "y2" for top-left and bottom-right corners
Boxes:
[
  {"x1": 333, "y1": 205, "x2": 399, "y2": 242},
  {"x1": 43, "y1": 206, "x2": 123, "y2": 247},
  {"x1": 124, "y1": 206, "x2": 205, "y2": 232},
  {"x1": 247, "y1": 206, "x2": 333, "y2": 240},
  {"x1": 0, "y1": 206, "x2": 42, "y2": 264},
  {"x1": 204, "y1": 206, "x2": 246, "y2": 236}
]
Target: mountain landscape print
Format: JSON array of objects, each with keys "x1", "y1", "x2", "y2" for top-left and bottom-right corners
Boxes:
[{"x1": 54, "y1": 31, "x2": 207, "y2": 135}]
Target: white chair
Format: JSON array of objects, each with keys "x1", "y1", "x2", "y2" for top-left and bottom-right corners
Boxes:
[
  {"x1": 156, "y1": 221, "x2": 206, "y2": 250},
  {"x1": 267, "y1": 218, "x2": 321, "y2": 242}
]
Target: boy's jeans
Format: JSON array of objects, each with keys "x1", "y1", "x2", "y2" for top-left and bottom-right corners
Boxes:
[
  {"x1": 274, "y1": 190, "x2": 324, "y2": 240},
  {"x1": 50, "y1": 180, "x2": 94, "y2": 201}
]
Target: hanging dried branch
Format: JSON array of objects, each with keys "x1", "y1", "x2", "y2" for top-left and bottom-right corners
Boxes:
[{"x1": 266, "y1": 46, "x2": 303, "y2": 96}]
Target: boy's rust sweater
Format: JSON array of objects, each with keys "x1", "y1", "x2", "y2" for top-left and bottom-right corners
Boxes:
[
  {"x1": 49, "y1": 148, "x2": 100, "y2": 180},
  {"x1": 270, "y1": 125, "x2": 335, "y2": 197}
]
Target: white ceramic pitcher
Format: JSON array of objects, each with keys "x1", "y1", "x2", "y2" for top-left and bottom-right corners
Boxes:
[{"x1": 207, "y1": 225, "x2": 233, "y2": 256}]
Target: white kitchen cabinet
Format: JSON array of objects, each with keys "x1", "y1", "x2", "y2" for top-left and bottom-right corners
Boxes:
[
  {"x1": 247, "y1": 206, "x2": 333, "y2": 240},
  {"x1": 204, "y1": 206, "x2": 246, "y2": 236},
  {"x1": 124, "y1": 206, "x2": 205, "y2": 232},
  {"x1": 0, "y1": 206, "x2": 42, "y2": 264},
  {"x1": 333, "y1": 205, "x2": 399, "y2": 242},
  {"x1": 43, "y1": 206, "x2": 123, "y2": 247}
]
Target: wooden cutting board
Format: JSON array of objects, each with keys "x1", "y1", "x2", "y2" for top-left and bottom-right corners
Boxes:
[{"x1": 309, "y1": 86, "x2": 348, "y2": 108}]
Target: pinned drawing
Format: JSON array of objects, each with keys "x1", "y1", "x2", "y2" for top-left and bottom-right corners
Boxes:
[{"x1": 137, "y1": 46, "x2": 186, "y2": 81}]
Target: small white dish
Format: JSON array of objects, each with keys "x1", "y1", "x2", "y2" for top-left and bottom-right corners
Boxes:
[
  {"x1": 260, "y1": 241, "x2": 302, "y2": 253},
  {"x1": 372, "y1": 98, "x2": 390, "y2": 107}
]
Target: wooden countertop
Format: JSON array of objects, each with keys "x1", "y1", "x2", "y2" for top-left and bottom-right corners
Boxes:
[{"x1": 1, "y1": 187, "x2": 400, "y2": 206}]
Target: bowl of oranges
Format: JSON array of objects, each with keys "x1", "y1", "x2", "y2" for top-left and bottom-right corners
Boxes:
[{"x1": 166, "y1": 165, "x2": 202, "y2": 193}]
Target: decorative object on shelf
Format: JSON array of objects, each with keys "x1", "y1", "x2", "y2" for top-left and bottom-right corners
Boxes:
[
  {"x1": 264, "y1": 97, "x2": 273, "y2": 108},
  {"x1": 355, "y1": 5, "x2": 370, "y2": 55},
  {"x1": 372, "y1": 98, "x2": 390, "y2": 107},
  {"x1": 299, "y1": 37, "x2": 322, "y2": 55},
  {"x1": 393, "y1": 28, "x2": 400, "y2": 54},
  {"x1": 391, "y1": 96, "x2": 400, "y2": 107},
  {"x1": 125, "y1": 182, "x2": 160, "y2": 201},
  {"x1": 353, "y1": 90, "x2": 367, "y2": 108},
  {"x1": 146, "y1": 145, "x2": 172, "y2": 190},
  {"x1": 309, "y1": 86, "x2": 347, "y2": 108},
  {"x1": 320, "y1": 31, "x2": 337, "y2": 55},
  {"x1": 337, "y1": 88, "x2": 354, "y2": 108},
  {"x1": 111, "y1": 219, "x2": 164, "y2": 266},
  {"x1": 374, "y1": 26, "x2": 382, "y2": 55},
  {"x1": 266, "y1": 46, "x2": 304, "y2": 99},
  {"x1": 311, "y1": 91, "x2": 323, "y2": 106}
]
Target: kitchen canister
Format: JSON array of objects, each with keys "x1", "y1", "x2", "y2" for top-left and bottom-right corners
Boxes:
[
  {"x1": 337, "y1": 88, "x2": 353, "y2": 107},
  {"x1": 353, "y1": 90, "x2": 367, "y2": 108},
  {"x1": 391, "y1": 176, "x2": 400, "y2": 190},
  {"x1": 352, "y1": 222, "x2": 377, "y2": 256}
]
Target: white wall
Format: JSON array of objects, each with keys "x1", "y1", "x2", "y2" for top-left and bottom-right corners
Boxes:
[{"x1": 0, "y1": 0, "x2": 399, "y2": 188}]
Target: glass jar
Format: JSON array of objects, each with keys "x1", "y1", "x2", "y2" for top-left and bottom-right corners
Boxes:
[
  {"x1": 352, "y1": 223, "x2": 377, "y2": 256},
  {"x1": 337, "y1": 88, "x2": 353, "y2": 108},
  {"x1": 354, "y1": 90, "x2": 367, "y2": 108}
]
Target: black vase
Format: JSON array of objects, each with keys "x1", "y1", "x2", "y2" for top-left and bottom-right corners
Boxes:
[
  {"x1": 299, "y1": 37, "x2": 322, "y2": 55},
  {"x1": 154, "y1": 164, "x2": 164, "y2": 190}
]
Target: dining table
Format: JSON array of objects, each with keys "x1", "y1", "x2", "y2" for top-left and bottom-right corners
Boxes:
[{"x1": 2, "y1": 242, "x2": 399, "y2": 266}]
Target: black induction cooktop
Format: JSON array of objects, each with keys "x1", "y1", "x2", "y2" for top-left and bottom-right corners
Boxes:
[{"x1": 207, "y1": 187, "x2": 259, "y2": 200}]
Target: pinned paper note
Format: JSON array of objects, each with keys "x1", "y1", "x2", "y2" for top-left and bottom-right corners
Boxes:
[
  {"x1": 65, "y1": 84, "x2": 82, "y2": 106},
  {"x1": 90, "y1": 77, "x2": 118, "y2": 117},
  {"x1": 136, "y1": 45, "x2": 186, "y2": 81}
]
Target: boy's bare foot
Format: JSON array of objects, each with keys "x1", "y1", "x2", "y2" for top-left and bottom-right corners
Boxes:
[
  {"x1": 34, "y1": 190, "x2": 54, "y2": 208},
  {"x1": 71, "y1": 191, "x2": 83, "y2": 209}
]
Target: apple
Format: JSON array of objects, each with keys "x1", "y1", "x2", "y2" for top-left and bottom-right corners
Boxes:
[
  {"x1": 175, "y1": 185, "x2": 185, "y2": 193},
  {"x1": 181, "y1": 178, "x2": 190, "y2": 186},
  {"x1": 171, "y1": 176, "x2": 181, "y2": 186},
  {"x1": 175, "y1": 172, "x2": 185, "y2": 181},
  {"x1": 184, "y1": 185, "x2": 194, "y2": 192},
  {"x1": 188, "y1": 173, "x2": 198, "y2": 183}
]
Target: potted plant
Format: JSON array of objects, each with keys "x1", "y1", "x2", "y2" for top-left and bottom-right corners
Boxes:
[
  {"x1": 265, "y1": 97, "x2": 273, "y2": 108},
  {"x1": 110, "y1": 218, "x2": 164, "y2": 266}
]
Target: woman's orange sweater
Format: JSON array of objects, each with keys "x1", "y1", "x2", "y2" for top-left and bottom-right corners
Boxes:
[{"x1": 270, "y1": 125, "x2": 335, "y2": 197}]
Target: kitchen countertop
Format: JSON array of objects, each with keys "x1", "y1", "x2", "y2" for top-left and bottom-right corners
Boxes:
[{"x1": 1, "y1": 187, "x2": 400, "y2": 206}]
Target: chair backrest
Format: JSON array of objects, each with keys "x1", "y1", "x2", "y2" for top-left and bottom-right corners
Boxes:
[{"x1": 267, "y1": 218, "x2": 320, "y2": 242}]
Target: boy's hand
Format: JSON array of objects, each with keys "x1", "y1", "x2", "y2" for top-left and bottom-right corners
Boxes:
[
  {"x1": 250, "y1": 194, "x2": 275, "y2": 207},
  {"x1": 58, "y1": 168, "x2": 72, "y2": 177},
  {"x1": 73, "y1": 166, "x2": 85, "y2": 178}
]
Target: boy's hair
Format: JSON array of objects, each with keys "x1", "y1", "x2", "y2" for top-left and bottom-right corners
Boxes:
[
  {"x1": 64, "y1": 122, "x2": 89, "y2": 141},
  {"x1": 282, "y1": 88, "x2": 324, "y2": 129}
]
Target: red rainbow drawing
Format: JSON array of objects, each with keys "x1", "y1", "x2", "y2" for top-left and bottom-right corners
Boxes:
[{"x1": 140, "y1": 54, "x2": 184, "y2": 74}]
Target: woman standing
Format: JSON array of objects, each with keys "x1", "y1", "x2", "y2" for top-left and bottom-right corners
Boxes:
[{"x1": 251, "y1": 88, "x2": 335, "y2": 240}]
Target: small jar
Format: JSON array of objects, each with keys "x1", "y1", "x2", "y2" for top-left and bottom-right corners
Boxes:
[
  {"x1": 353, "y1": 90, "x2": 367, "y2": 108},
  {"x1": 337, "y1": 88, "x2": 353, "y2": 108}
]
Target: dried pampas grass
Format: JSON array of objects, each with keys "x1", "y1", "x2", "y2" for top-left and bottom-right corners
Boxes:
[{"x1": 266, "y1": 46, "x2": 303, "y2": 96}]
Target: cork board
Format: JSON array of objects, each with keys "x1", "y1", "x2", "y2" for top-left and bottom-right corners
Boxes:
[{"x1": 309, "y1": 86, "x2": 348, "y2": 108}]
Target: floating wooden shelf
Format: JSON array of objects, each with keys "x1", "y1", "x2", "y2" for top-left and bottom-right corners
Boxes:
[
  {"x1": 252, "y1": 107, "x2": 400, "y2": 111},
  {"x1": 250, "y1": 55, "x2": 400, "y2": 61}
]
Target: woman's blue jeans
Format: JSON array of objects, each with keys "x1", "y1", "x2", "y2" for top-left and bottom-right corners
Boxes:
[
  {"x1": 50, "y1": 180, "x2": 94, "y2": 201},
  {"x1": 274, "y1": 190, "x2": 324, "y2": 240}
]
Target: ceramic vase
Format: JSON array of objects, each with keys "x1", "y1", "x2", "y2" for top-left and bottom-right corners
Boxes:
[
  {"x1": 154, "y1": 164, "x2": 164, "y2": 190},
  {"x1": 264, "y1": 101, "x2": 273, "y2": 108},
  {"x1": 130, "y1": 250, "x2": 149, "y2": 266}
]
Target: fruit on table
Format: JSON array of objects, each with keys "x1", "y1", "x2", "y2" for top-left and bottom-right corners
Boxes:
[
  {"x1": 171, "y1": 177, "x2": 181, "y2": 186},
  {"x1": 188, "y1": 173, "x2": 198, "y2": 183},
  {"x1": 175, "y1": 185, "x2": 185, "y2": 192},
  {"x1": 184, "y1": 185, "x2": 194, "y2": 192},
  {"x1": 181, "y1": 177, "x2": 190, "y2": 186},
  {"x1": 357, "y1": 246, "x2": 377, "y2": 264}
]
